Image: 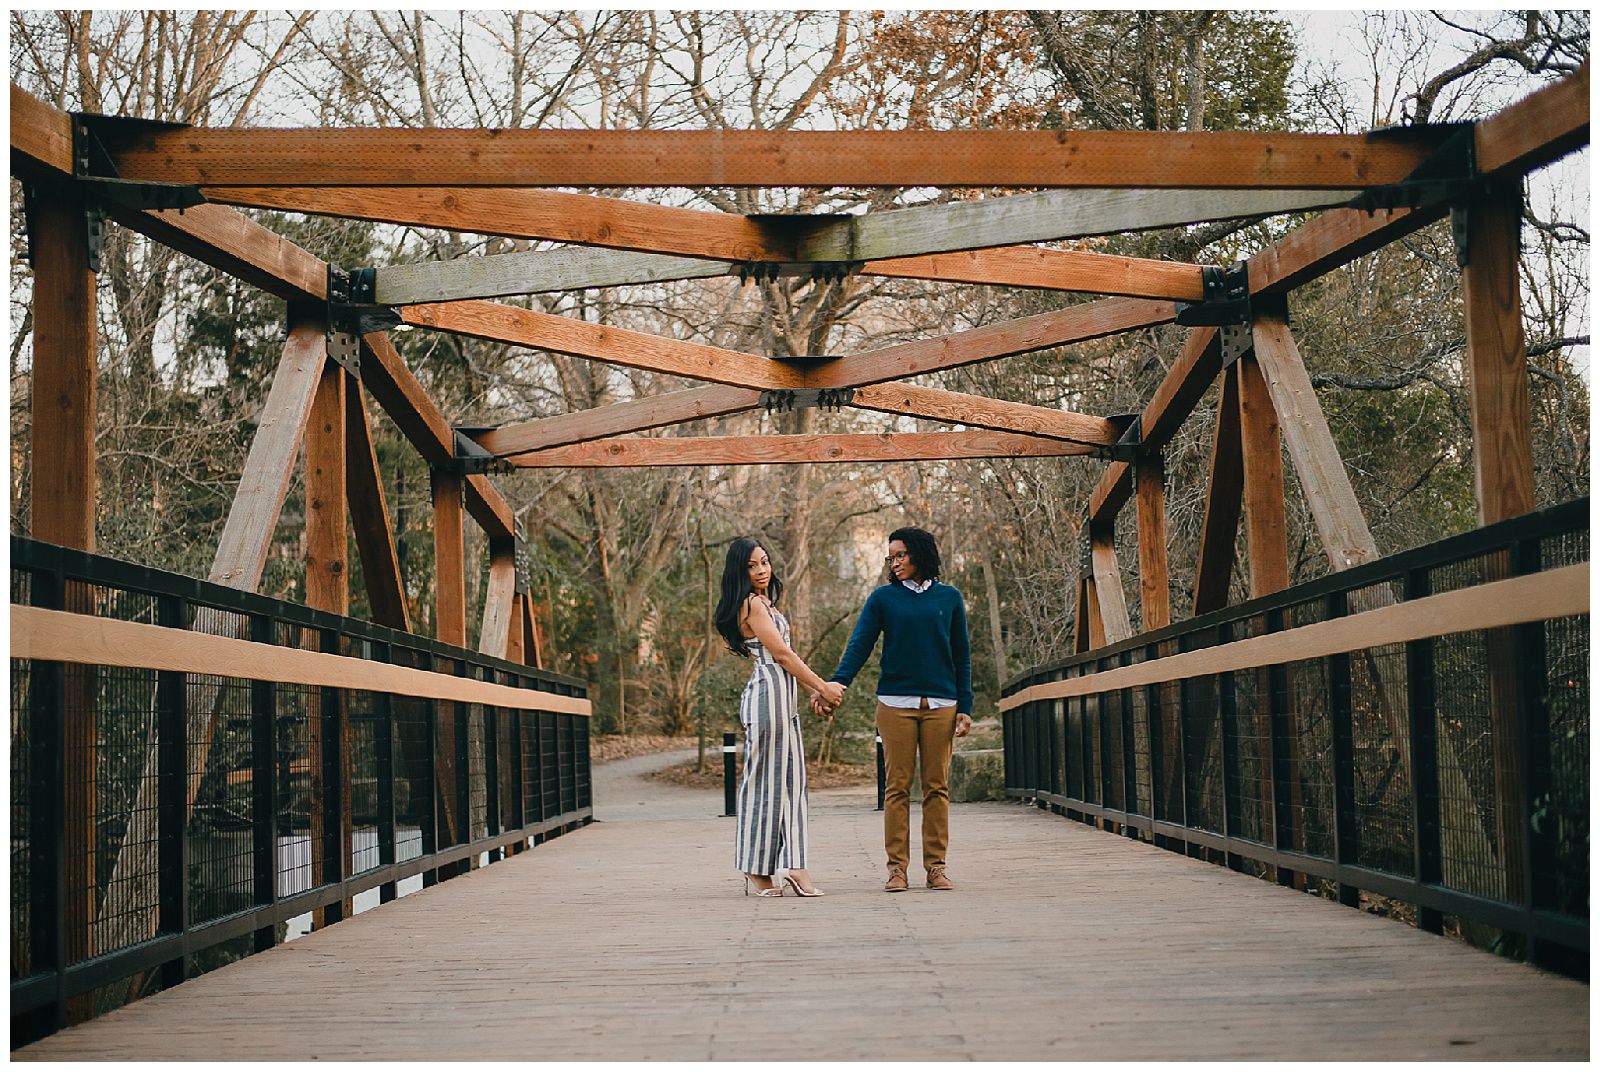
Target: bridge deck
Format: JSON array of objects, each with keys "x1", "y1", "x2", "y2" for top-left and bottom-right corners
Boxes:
[{"x1": 17, "y1": 751, "x2": 1588, "y2": 1061}]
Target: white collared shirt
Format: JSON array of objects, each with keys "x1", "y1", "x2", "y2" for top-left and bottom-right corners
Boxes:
[{"x1": 878, "y1": 577, "x2": 956, "y2": 709}]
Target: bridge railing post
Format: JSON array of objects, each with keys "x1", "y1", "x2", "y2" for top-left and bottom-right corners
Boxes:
[
  {"x1": 722, "y1": 732, "x2": 737, "y2": 817},
  {"x1": 874, "y1": 733, "x2": 885, "y2": 811},
  {"x1": 1403, "y1": 568, "x2": 1444, "y2": 934},
  {"x1": 1326, "y1": 591, "x2": 1359, "y2": 907},
  {"x1": 156, "y1": 592, "x2": 190, "y2": 985},
  {"x1": 250, "y1": 612, "x2": 278, "y2": 950},
  {"x1": 376, "y1": 640, "x2": 397, "y2": 904}
]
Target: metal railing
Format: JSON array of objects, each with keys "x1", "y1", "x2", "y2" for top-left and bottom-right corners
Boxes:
[
  {"x1": 1001, "y1": 499, "x2": 1588, "y2": 975},
  {"x1": 10, "y1": 537, "x2": 592, "y2": 1043}
]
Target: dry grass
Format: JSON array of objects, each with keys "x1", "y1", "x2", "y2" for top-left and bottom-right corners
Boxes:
[
  {"x1": 590, "y1": 734, "x2": 699, "y2": 765},
  {"x1": 649, "y1": 757, "x2": 875, "y2": 790}
]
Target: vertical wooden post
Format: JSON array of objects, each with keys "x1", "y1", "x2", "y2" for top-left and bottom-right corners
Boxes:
[
  {"x1": 1461, "y1": 178, "x2": 1536, "y2": 908},
  {"x1": 1134, "y1": 454, "x2": 1170, "y2": 632},
  {"x1": 1236, "y1": 354, "x2": 1289, "y2": 598},
  {"x1": 1461, "y1": 180, "x2": 1537, "y2": 527},
  {"x1": 29, "y1": 186, "x2": 97, "y2": 552},
  {"x1": 431, "y1": 468, "x2": 466, "y2": 876},
  {"x1": 29, "y1": 184, "x2": 98, "y2": 973},
  {"x1": 304, "y1": 362, "x2": 350, "y2": 925}
]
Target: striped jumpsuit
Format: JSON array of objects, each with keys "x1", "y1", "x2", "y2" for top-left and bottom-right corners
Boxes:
[{"x1": 734, "y1": 605, "x2": 809, "y2": 874}]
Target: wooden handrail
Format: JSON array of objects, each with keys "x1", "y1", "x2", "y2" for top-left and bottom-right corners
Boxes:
[
  {"x1": 998, "y1": 561, "x2": 1587, "y2": 711},
  {"x1": 10, "y1": 604, "x2": 591, "y2": 716}
]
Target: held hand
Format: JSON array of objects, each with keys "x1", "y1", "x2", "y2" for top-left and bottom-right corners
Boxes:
[
  {"x1": 809, "y1": 692, "x2": 830, "y2": 718},
  {"x1": 817, "y1": 680, "x2": 846, "y2": 709},
  {"x1": 954, "y1": 712, "x2": 973, "y2": 738}
]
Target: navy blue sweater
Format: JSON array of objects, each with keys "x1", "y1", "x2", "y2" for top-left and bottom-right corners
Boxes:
[{"x1": 830, "y1": 582, "x2": 973, "y2": 713}]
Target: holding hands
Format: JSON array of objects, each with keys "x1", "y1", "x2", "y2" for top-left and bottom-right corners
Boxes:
[{"x1": 811, "y1": 680, "x2": 846, "y2": 718}]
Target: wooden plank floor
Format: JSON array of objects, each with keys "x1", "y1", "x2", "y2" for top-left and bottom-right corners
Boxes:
[{"x1": 17, "y1": 754, "x2": 1589, "y2": 1060}]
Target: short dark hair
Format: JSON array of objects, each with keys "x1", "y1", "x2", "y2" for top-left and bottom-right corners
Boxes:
[{"x1": 888, "y1": 526, "x2": 941, "y2": 581}]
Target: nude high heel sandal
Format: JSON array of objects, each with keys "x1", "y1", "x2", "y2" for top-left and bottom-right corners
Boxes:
[
  {"x1": 744, "y1": 876, "x2": 784, "y2": 897},
  {"x1": 782, "y1": 874, "x2": 825, "y2": 897}
]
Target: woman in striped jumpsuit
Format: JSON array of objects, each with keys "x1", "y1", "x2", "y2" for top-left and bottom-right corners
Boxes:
[{"x1": 714, "y1": 537, "x2": 844, "y2": 896}]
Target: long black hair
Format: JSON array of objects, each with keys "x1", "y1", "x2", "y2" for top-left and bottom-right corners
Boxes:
[
  {"x1": 713, "y1": 537, "x2": 784, "y2": 657},
  {"x1": 888, "y1": 526, "x2": 941, "y2": 582}
]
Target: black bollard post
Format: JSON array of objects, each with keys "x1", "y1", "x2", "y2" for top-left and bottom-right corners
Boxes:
[
  {"x1": 875, "y1": 733, "x2": 886, "y2": 811},
  {"x1": 722, "y1": 731, "x2": 737, "y2": 817}
]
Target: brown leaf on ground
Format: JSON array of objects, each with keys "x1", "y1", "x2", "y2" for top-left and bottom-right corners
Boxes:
[
  {"x1": 649, "y1": 757, "x2": 875, "y2": 790},
  {"x1": 590, "y1": 734, "x2": 699, "y2": 764}
]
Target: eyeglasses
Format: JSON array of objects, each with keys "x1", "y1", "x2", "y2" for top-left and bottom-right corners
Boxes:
[{"x1": 884, "y1": 552, "x2": 909, "y2": 565}]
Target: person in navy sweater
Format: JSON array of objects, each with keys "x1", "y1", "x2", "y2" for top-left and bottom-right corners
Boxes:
[{"x1": 819, "y1": 526, "x2": 972, "y2": 892}]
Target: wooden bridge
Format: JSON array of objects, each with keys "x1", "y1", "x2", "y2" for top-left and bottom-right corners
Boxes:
[
  {"x1": 14, "y1": 753, "x2": 1589, "y2": 1061},
  {"x1": 9, "y1": 62, "x2": 1590, "y2": 1060}
]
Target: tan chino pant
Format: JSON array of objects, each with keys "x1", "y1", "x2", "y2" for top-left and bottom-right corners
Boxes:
[{"x1": 876, "y1": 699, "x2": 957, "y2": 872}]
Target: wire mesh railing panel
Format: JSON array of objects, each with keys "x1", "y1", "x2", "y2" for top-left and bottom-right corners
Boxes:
[
  {"x1": 540, "y1": 714, "x2": 560, "y2": 820},
  {"x1": 1229, "y1": 663, "x2": 1273, "y2": 846},
  {"x1": 1430, "y1": 628, "x2": 1509, "y2": 901},
  {"x1": 1542, "y1": 612, "x2": 1588, "y2": 919},
  {"x1": 347, "y1": 688, "x2": 382, "y2": 877},
  {"x1": 1126, "y1": 649, "x2": 1152, "y2": 819},
  {"x1": 90, "y1": 664, "x2": 162, "y2": 956},
  {"x1": 1347, "y1": 642, "x2": 1413, "y2": 877},
  {"x1": 184, "y1": 675, "x2": 256, "y2": 928},
  {"x1": 467, "y1": 703, "x2": 488, "y2": 842},
  {"x1": 1179, "y1": 627, "x2": 1224, "y2": 835}
]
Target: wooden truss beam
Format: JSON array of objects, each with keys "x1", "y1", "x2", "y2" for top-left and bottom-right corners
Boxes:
[
  {"x1": 103, "y1": 127, "x2": 1447, "y2": 189},
  {"x1": 478, "y1": 386, "x2": 764, "y2": 457},
  {"x1": 1134, "y1": 454, "x2": 1171, "y2": 632},
  {"x1": 1475, "y1": 62, "x2": 1589, "y2": 177},
  {"x1": 344, "y1": 386, "x2": 411, "y2": 631},
  {"x1": 377, "y1": 249, "x2": 728, "y2": 305},
  {"x1": 850, "y1": 382, "x2": 1118, "y2": 445},
  {"x1": 210, "y1": 309, "x2": 328, "y2": 588},
  {"x1": 1250, "y1": 312, "x2": 1380, "y2": 570},
  {"x1": 1089, "y1": 327, "x2": 1223, "y2": 526},
  {"x1": 357, "y1": 331, "x2": 514, "y2": 540},
  {"x1": 799, "y1": 187, "x2": 1362, "y2": 261},
  {"x1": 504, "y1": 430, "x2": 1098, "y2": 467},
  {"x1": 400, "y1": 301, "x2": 809, "y2": 391},
  {"x1": 862, "y1": 247, "x2": 1207, "y2": 301},
  {"x1": 1192, "y1": 364, "x2": 1245, "y2": 616},
  {"x1": 407, "y1": 294, "x2": 1173, "y2": 398},
  {"x1": 478, "y1": 542, "x2": 517, "y2": 658},
  {"x1": 810, "y1": 297, "x2": 1176, "y2": 390},
  {"x1": 378, "y1": 243, "x2": 1210, "y2": 304},
  {"x1": 1237, "y1": 354, "x2": 1289, "y2": 598},
  {"x1": 1089, "y1": 532, "x2": 1134, "y2": 645}
]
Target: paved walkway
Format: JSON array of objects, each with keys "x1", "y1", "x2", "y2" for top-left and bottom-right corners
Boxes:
[{"x1": 17, "y1": 753, "x2": 1589, "y2": 1060}]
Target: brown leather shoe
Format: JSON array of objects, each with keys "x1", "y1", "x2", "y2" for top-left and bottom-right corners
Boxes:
[
  {"x1": 926, "y1": 865, "x2": 954, "y2": 891},
  {"x1": 884, "y1": 866, "x2": 908, "y2": 893}
]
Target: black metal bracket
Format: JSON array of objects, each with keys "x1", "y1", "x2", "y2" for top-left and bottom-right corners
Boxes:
[
  {"x1": 451, "y1": 427, "x2": 508, "y2": 475},
  {"x1": 512, "y1": 528, "x2": 532, "y2": 596},
  {"x1": 1174, "y1": 262, "x2": 1250, "y2": 328},
  {"x1": 69, "y1": 112, "x2": 205, "y2": 213},
  {"x1": 326, "y1": 266, "x2": 402, "y2": 378},
  {"x1": 1348, "y1": 124, "x2": 1482, "y2": 267},
  {"x1": 1105, "y1": 413, "x2": 1142, "y2": 463},
  {"x1": 735, "y1": 261, "x2": 785, "y2": 285},
  {"x1": 734, "y1": 261, "x2": 862, "y2": 285},
  {"x1": 1219, "y1": 323, "x2": 1253, "y2": 368},
  {"x1": 759, "y1": 387, "x2": 855, "y2": 414}
]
